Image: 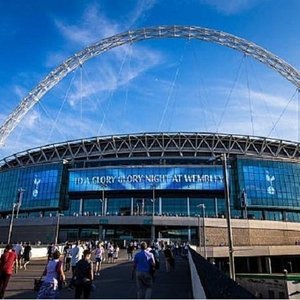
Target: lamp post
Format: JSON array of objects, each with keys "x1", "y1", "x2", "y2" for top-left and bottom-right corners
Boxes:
[
  {"x1": 7, "y1": 202, "x2": 17, "y2": 244},
  {"x1": 197, "y1": 214, "x2": 202, "y2": 255},
  {"x1": 221, "y1": 153, "x2": 235, "y2": 281},
  {"x1": 7, "y1": 187, "x2": 25, "y2": 244},
  {"x1": 99, "y1": 198, "x2": 103, "y2": 216},
  {"x1": 16, "y1": 188, "x2": 25, "y2": 219},
  {"x1": 151, "y1": 184, "x2": 156, "y2": 217},
  {"x1": 55, "y1": 212, "x2": 64, "y2": 245},
  {"x1": 197, "y1": 204, "x2": 207, "y2": 259},
  {"x1": 100, "y1": 183, "x2": 107, "y2": 216}
]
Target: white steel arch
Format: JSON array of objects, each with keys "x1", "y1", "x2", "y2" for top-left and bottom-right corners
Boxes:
[{"x1": 0, "y1": 25, "x2": 299, "y2": 147}]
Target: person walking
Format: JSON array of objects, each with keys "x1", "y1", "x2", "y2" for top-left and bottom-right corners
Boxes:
[
  {"x1": 127, "y1": 242, "x2": 134, "y2": 261},
  {"x1": 74, "y1": 249, "x2": 94, "y2": 299},
  {"x1": 163, "y1": 245, "x2": 174, "y2": 272},
  {"x1": 94, "y1": 242, "x2": 104, "y2": 276},
  {"x1": 69, "y1": 241, "x2": 84, "y2": 288},
  {"x1": 0, "y1": 244, "x2": 17, "y2": 299},
  {"x1": 37, "y1": 250, "x2": 66, "y2": 299},
  {"x1": 23, "y1": 242, "x2": 32, "y2": 270},
  {"x1": 113, "y1": 244, "x2": 120, "y2": 263},
  {"x1": 107, "y1": 243, "x2": 114, "y2": 263},
  {"x1": 63, "y1": 243, "x2": 72, "y2": 272},
  {"x1": 13, "y1": 242, "x2": 23, "y2": 272},
  {"x1": 133, "y1": 242, "x2": 155, "y2": 299}
]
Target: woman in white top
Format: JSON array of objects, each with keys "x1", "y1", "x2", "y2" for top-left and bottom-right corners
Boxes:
[
  {"x1": 113, "y1": 244, "x2": 120, "y2": 263},
  {"x1": 37, "y1": 250, "x2": 65, "y2": 299}
]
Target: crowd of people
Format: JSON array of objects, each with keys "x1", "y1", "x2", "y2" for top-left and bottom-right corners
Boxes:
[
  {"x1": 0, "y1": 239, "x2": 189, "y2": 299},
  {"x1": 0, "y1": 241, "x2": 33, "y2": 298}
]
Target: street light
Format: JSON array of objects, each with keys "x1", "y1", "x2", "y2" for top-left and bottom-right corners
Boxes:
[
  {"x1": 197, "y1": 204, "x2": 207, "y2": 259},
  {"x1": 197, "y1": 214, "x2": 202, "y2": 254},
  {"x1": 7, "y1": 188, "x2": 25, "y2": 244},
  {"x1": 100, "y1": 183, "x2": 107, "y2": 216},
  {"x1": 221, "y1": 153, "x2": 235, "y2": 281},
  {"x1": 16, "y1": 188, "x2": 25, "y2": 219},
  {"x1": 151, "y1": 184, "x2": 156, "y2": 217},
  {"x1": 54, "y1": 212, "x2": 64, "y2": 245},
  {"x1": 208, "y1": 153, "x2": 235, "y2": 280},
  {"x1": 99, "y1": 198, "x2": 103, "y2": 216},
  {"x1": 7, "y1": 203, "x2": 17, "y2": 244}
]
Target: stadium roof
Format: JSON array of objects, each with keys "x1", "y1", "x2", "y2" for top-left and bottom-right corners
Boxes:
[{"x1": 1, "y1": 132, "x2": 299, "y2": 170}]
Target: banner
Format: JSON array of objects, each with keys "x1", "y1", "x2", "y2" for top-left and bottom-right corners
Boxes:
[{"x1": 69, "y1": 166, "x2": 224, "y2": 191}]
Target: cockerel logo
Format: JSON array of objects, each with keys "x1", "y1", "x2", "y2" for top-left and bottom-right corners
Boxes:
[
  {"x1": 32, "y1": 176, "x2": 41, "y2": 198},
  {"x1": 266, "y1": 171, "x2": 275, "y2": 195}
]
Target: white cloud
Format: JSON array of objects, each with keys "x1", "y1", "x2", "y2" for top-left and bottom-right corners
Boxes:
[
  {"x1": 200, "y1": 0, "x2": 264, "y2": 15},
  {"x1": 54, "y1": 1, "x2": 156, "y2": 47},
  {"x1": 22, "y1": 110, "x2": 40, "y2": 129},
  {"x1": 126, "y1": 0, "x2": 157, "y2": 25},
  {"x1": 47, "y1": 1, "x2": 162, "y2": 110},
  {"x1": 66, "y1": 45, "x2": 162, "y2": 108}
]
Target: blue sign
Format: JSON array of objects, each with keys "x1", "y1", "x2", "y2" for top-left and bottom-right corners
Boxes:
[
  {"x1": 238, "y1": 159, "x2": 300, "y2": 208},
  {"x1": 69, "y1": 166, "x2": 224, "y2": 192},
  {"x1": 0, "y1": 163, "x2": 63, "y2": 211},
  {"x1": 18, "y1": 168, "x2": 60, "y2": 205}
]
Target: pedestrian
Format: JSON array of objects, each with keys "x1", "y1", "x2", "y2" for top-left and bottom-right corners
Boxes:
[
  {"x1": 13, "y1": 242, "x2": 23, "y2": 271},
  {"x1": 69, "y1": 241, "x2": 84, "y2": 289},
  {"x1": 94, "y1": 242, "x2": 104, "y2": 276},
  {"x1": 107, "y1": 243, "x2": 114, "y2": 263},
  {"x1": 74, "y1": 249, "x2": 94, "y2": 299},
  {"x1": 113, "y1": 244, "x2": 119, "y2": 263},
  {"x1": 47, "y1": 244, "x2": 52, "y2": 261},
  {"x1": 37, "y1": 250, "x2": 66, "y2": 299},
  {"x1": 133, "y1": 241, "x2": 155, "y2": 299},
  {"x1": 127, "y1": 242, "x2": 134, "y2": 261},
  {"x1": 0, "y1": 244, "x2": 17, "y2": 299},
  {"x1": 23, "y1": 242, "x2": 32, "y2": 270},
  {"x1": 163, "y1": 245, "x2": 174, "y2": 272},
  {"x1": 63, "y1": 243, "x2": 72, "y2": 272}
]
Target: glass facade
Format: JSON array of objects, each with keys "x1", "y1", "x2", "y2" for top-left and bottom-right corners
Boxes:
[
  {"x1": 237, "y1": 158, "x2": 300, "y2": 209},
  {"x1": 1, "y1": 157, "x2": 300, "y2": 222},
  {"x1": 0, "y1": 163, "x2": 65, "y2": 212}
]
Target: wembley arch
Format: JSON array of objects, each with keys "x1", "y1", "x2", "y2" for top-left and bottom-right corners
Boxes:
[{"x1": 0, "y1": 25, "x2": 299, "y2": 147}]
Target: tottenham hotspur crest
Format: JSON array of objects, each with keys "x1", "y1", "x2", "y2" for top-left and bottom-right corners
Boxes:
[
  {"x1": 32, "y1": 175, "x2": 41, "y2": 198},
  {"x1": 266, "y1": 171, "x2": 275, "y2": 195}
]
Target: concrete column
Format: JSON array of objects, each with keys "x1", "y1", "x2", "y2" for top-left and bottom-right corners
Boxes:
[
  {"x1": 187, "y1": 197, "x2": 190, "y2": 217},
  {"x1": 130, "y1": 197, "x2": 134, "y2": 216},
  {"x1": 159, "y1": 197, "x2": 162, "y2": 215},
  {"x1": 187, "y1": 227, "x2": 191, "y2": 242},
  {"x1": 265, "y1": 257, "x2": 272, "y2": 274},
  {"x1": 214, "y1": 197, "x2": 218, "y2": 217},
  {"x1": 104, "y1": 198, "x2": 107, "y2": 215},
  {"x1": 79, "y1": 198, "x2": 83, "y2": 215},
  {"x1": 257, "y1": 257, "x2": 263, "y2": 273},
  {"x1": 283, "y1": 211, "x2": 287, "y2": 221},
  {"x1": 246, "y1": 257, "x2": 251, "y2": 272},
  {"x1": 151, "y1": 225, "x2": 155, "y2": 242}
]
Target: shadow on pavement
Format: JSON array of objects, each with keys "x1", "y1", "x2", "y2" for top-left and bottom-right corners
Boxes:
[{"x1": 5, "y1": 253, "x2": 192, "y2": 299}]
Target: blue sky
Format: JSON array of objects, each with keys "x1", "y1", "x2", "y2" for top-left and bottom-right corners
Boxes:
[{"x1": 0, "y1": 0, "x2": 299, "y2": 159}]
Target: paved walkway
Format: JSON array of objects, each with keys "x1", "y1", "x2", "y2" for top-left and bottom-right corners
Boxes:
[{"x1": 4, "y1": 252, "x2": 192, "y2": 299}]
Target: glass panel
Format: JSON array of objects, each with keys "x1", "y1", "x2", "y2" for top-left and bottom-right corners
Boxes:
[
  {"x1": 161, "y1": 197, "x2": 187, "y2": 216},
  {"x1": 107, "y1": 198, "x2": 131, "y2": 216}
]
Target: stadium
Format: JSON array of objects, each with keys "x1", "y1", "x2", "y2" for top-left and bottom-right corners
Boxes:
[
  {"x1": 0, "y1": 26, "x2": 300, "y2": 274},
  {"x1": 1, "y1": 131, "x2": 300, "y2": 273}
]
